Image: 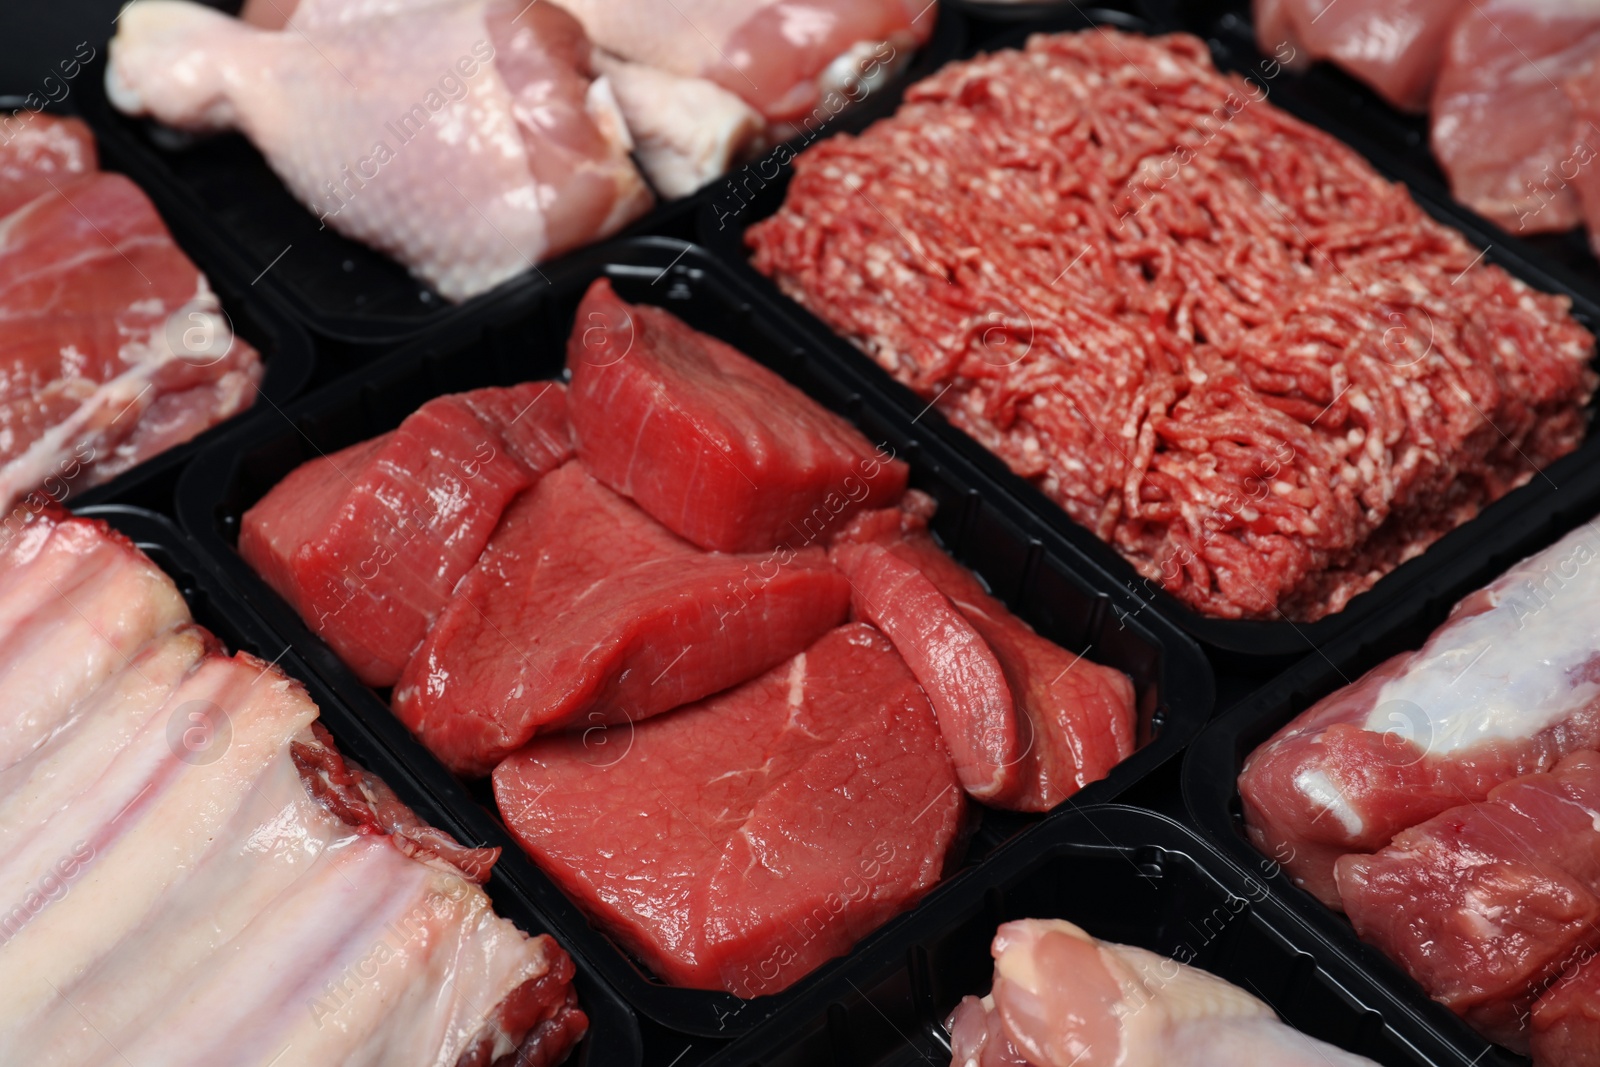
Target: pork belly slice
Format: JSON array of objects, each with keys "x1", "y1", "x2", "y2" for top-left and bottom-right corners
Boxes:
[
  {"x1": 393, "y1": 460, "x2": 851, "y2": 776},
  {"x1": 832, "y1": 495, "x2": 1137, "y2": 812},
  {"x1": 1337, "y1": 752, "x2": 1600, "y2": 1053},
  {"x1": 566, "y1": 278, "x2": 907, "y2": 554},
  {"x1": 494, "y1": 622, "x2": 965, "y2": 996},
  {"x1": 240, "y1": 382, "x2": 572, "y2": 687},
  {"x1": 1241, "y1": 518, "x2": 1600, "y2": 907}
]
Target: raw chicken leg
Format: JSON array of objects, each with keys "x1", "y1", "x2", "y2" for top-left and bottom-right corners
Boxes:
[
  {"x1": 947, "y1": 919, "x2": 1380, "y2": 1067},
  {"x1": 107, "y1": 0, "x2": 652, "y2": 301}
]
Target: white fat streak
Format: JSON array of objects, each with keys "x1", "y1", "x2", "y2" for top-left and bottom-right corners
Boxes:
[
  {"x1": 1365, "y1": 518, "x2": 1600, "y2": 753},
  {"x1": 1293, "y1": 770, "x2": 1365, "y2": 836}
]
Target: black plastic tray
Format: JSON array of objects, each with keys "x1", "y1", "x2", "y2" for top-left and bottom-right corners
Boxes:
[
  {"x1": 174, "y1": 236, "x2": 1215, "y2": 1040},
  {"x1": 694, "y1": 4, "x2": 1600, "y2": 669},
  {"x1": 0, "y1": 97, "x2": 315, "y2": 515},
  {"x1": 1163, "y1": 0, "x2": 1600, "y2": 310},
  {"x1": 702, "y1": 804, "x2": 1468, "y2": 1067},
  {"x1": 74, "y1": 2, "x2": 966, "y2": 349},
  {"x1": 1176, "y1": 498, "x2": 1600, "y2": 1066},
  {"x1": 76, "y1": 504, "x2": 643, "y2": 1067}
]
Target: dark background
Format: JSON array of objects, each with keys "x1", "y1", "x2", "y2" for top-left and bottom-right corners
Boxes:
[{"x1": 3, "y1": 2, "x2": 130, "y2": 97}]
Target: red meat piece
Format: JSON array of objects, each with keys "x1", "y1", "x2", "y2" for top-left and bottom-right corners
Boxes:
[
  {"x1": 1533, "y1": 952, "x2": 1600, "y2": 1067},
  {"x1": 492, "y1": 622, "x2": 966, "y2": 995},
  {"x1": 239, "y1": 382, "x2": 572, "y2": 687},
  {"x1": 393, "y1": 460, "x2": 851, "y2": 776},
  {"x1": 832, "y1": 495, "x2": 1137, "y2": 811},
  {"x1": 1337, "y1": 753, "x2": 1600, "y2": 1053},
  {"x1": 566, "y1": 278, "x2": 907, "y2": 553},
  {"x1": 0, "y1": 113, "x2": 98, "y2": 216}
]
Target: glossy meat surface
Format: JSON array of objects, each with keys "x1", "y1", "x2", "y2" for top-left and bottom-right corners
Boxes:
[
  {"x1": 549, "y1": 0, "x2": 932, "y2": 123},
  {"x1": 240, "y1": 382, "x2": 571, "y2": 686},
  {"x1": 948, "y1": 919, "x2": 1380, "y2": 1067},
  {"x1": 0, "y1": 171, "x2": 261, "y2": 510},
  {"x1": 493, "y1": 622, "x2": 964, "y2": 995},
  {"x1": 1432, "y1": 0, "x2": 1600, "y2": 234},
  {"x1": 392, "y1": 461, "x2": 851, "y2": 775},
  {"x1": 1253, "y1": 0, "x2": 1467, "y2": 111},
  {"x1": 832, "y1": 497, "x2": 1136, "y2": 811},
  {"x1": 1337, "y1": 752, "x2": 1600, "y2": 1052},
  {"x1": 567, "y1": 278, "x2": 907, "y2": 553},
  {"x1": 0, "y1": 510, "x2": 585, "y2": 1067},
  {"x1": 107, "y1": 0, "x2": 652, "y2": 301},
  {"x1": 1241, "y1": 518, "x2": 1600, "y2": 907}
]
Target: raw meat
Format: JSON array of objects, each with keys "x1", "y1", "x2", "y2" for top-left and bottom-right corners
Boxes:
[
  {"x1": 1532, "y1": 953, "x2": 1600, "y2": 1067},
  {"x1": 747, "y1": 28, "x2": 1597, "y2": 621},
  {"x1": 0, "y1": 509, "x2": 586, "y2": 1067},
  {"x1": 1240, "y1": 517, "x2": 1600, "y2": 907},
  {"x1": 0, "y1": 113, "x2": 97, "y2": 216},
  {"x1": 1336, "y1": 752, "x2": 1600, "y2": 1052},
  {"x1": 541, "y1": 0, "x2": 933, "y2": 125},
  {"x1": 239, "y1": 382, "x2": 572, "y2": 687},
  {"x1": 1562, "y1": 61, "x2": 1600, "y2": 258},
  {"x1": 106, "y1": 0, "x2": 653, "y2": 301},
  {"x1": 832, "y1": 538, "x2": 1020, "y2": 802},
  {"x1": 833, "y1": 496, "x2": 1137, "y2": 812},
  {"x1": 947, "y1": 919, "x2": 1381, "y2": 1067},
  {"x1": 0, "y1": 171, "x2": 262, "y2": 512},
  {"x1": 567, "y1": 279, "x2": 908, "y2": 552},
  {"x1": 392, "y1": 461, "x2": 851, "y2": 775},
  {"x1": 594, "y1": 54, "x2": 764, "y2": 197},
  {"x1": 1432, "y1": 0, "x2": 1600, "y2": 234},
  {"x1": 493, "y1": 622, "x2": 965, "y2": 995},
  {"x1": 1253, "y1": 0, "x2": 1467, "y2": 111}
]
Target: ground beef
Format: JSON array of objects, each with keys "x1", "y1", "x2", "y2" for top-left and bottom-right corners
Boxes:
[{"x1": 746, "y1": 28, "x2": 1597, "y2": 621}]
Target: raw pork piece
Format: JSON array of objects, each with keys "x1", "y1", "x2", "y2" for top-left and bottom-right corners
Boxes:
[
  {"x1": 1532, "y1": 953, "x2": 1600, "y2": 1067},
  {"x1": 1336, "y1": 752, "x2": 1600, "y2": 1052},
  {"x1": 538, "y1": 0, "x2": 933, "y2": 125},
  {"x1": 107, "y1": 0, "x2": 652, "y2": 301},
  {"x1": 0, "y1": 509, "x2": 586, "y2": 1067},
  {"x1": 239, "y1": 381, "x2": 572, "y2": 687},
  {"x1": 0, "y1": 509, "x2": 188, "y2": 770},
  {"x1": 947, "y1": 919, "x2": 1381, "y2": 1067},
  {"x1": 833, "y1": 495, "x2": 1137, "y2": 812},
  {"x1": 1240, "y1": 517, "x2": 1600, "y2": 908},
  {"x1": 0, "y1": 171, "x2": 262, "y2": 511},
  {"x1": 493, "y1": 622, "x2": 965, "y2": 995},
  {"x1": 0, "y1": 113, "x2": 97, "y2": 215},
  {"x1": 832, "y1": 537, "x2": 1020, "y2": 802},
  {"x1": 1253, "y1": 0, "x2": 1467, "y2": 111},
  {"x1": 748, "y1": 28, "x2": 1597, "y2": 621},
  {"x1": 1563, "y1": 62, "x2": 1600, "y2": 258},
  {"x1": 392, "y1": 461, "x2": 851, "y2": 775},
  {"x1": 567, "y1": 278, "x2": 908, "y2": 552},
  {"x1": 1432, "y1": 0, "x2": 1600, "y2": 234}
]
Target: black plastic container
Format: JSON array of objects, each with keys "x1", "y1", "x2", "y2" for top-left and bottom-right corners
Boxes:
[
  {"x1": 1176, "y1": 497, "x2": 1600, "y2": 1065},
  {"x1": 1160, "y1": 0, "x2": 1600, "y2": 308},
  {"x1": 0, "y1": 97, "x2": 314, "y2": 515},
  {"x1": 702, "y1": 805, "x2": 1468, "y2": 1067},
  {"x1": 175, "y1": 236, "x2": 1215, "y2": 1039},
  {"x1": 694, "y1": 4, "x2": 1600, "y2": 669},
  {"x1": 76, "y1": 3, "x2": 965, "y2": 349},
  {"x1": 76, "y1": 503, "x2": 643, "y2": 1067}
]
